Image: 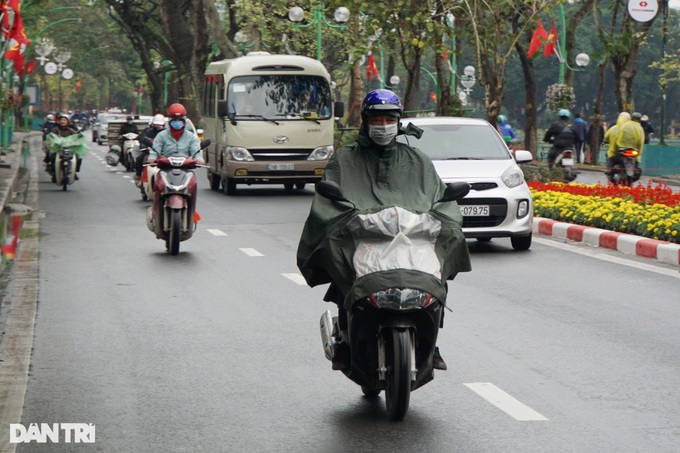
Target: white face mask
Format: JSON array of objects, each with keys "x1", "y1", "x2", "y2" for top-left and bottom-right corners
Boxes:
[{"x1": 368, "y1": 123, "x2": 398, "y2": 146}]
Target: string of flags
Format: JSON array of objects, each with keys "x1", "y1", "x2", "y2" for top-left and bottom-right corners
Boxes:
[
  {"x1": 527, "y1": 20, "x2": 558, "y2": 59},
  {"x1": 1, "y1": 0, "x2": 35, "y2": 77}
]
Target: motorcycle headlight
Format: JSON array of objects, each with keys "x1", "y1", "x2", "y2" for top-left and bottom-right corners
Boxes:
[
  {"x1": 227, "y1": 146, "x2": 254, "y2": 162},
  {"x1": 501, "y1": 166, "x2": 525, "y2": 188},
  {"x1": 368, "y1": 288, "x2": 438, "y2": 310},
  {"x1": 308, "y1": 145, "x2": 334, "y2": 161}
]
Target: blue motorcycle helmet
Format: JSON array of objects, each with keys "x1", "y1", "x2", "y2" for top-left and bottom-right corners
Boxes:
[
  {"x1": 558, "y1": 109, "x2": 571, "y2": 119},
  {"x1": 361, "y1": 89, "x2": 403, "y2": 119}
]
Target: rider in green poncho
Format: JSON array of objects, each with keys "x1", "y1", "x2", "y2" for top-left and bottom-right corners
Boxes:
[
  {"x1": 297, "y1": 89, "x2": 471, "y2": 371},
  {"x1": 46, "y1": 112, "x2": 87, "y2": 181}
]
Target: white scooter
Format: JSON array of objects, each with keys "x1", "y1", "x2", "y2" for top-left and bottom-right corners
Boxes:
[
  {"x1": 121, "y1": 132, "x2": 140, "y2": 172},
  {"x1": 553, "y1": 148, "x2": 577, "y2": 181}
]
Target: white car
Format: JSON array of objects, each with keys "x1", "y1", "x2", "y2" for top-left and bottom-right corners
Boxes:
[{"x1": 397, "y1": 117, "x2": 534, "y2": 250}]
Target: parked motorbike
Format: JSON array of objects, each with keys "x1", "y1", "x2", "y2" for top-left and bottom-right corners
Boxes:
[
  {"x1": 140, "y1": 137, "x2": 210, "y2": 255},
  {"x1": 553, "y1": 148, "x2": 577, "y2": 181},
  {"x1": 121, "y1": 132, "x2": 140, "y2": 172},
  {"x1": 607, "y1": 147, "x2": 641, "y2": 186},
  {"x1": 315, "y1": 180, "x2": 470, "y2": 420}
]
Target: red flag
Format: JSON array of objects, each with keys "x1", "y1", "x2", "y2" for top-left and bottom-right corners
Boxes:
[
  {"x1": 25, "y1": 59, "x2": 34, "y2": 74},
  {"x1": 3, "y1": 39, "x2": 21, "y2": 60},
  {"x1": 544, "y1": 25, "x2": 557, "y2": 57},
  {"x1": 366, "y1": 52, "x2": 379, "y2": 80},
  {"x1": 75, "y1": 78, "x2": 82, "y2": 91},
  {"x1": 7, "y1": 0, "x2": 21, "y2": 11},
  {"x1": 527, "y1": 20, "x2": 548, "y2": 58},
  {"x1": 0, "y1": 1, "x2": 10, "y2": 38},
  {"x1": 8, "y1": 11, "x2": 29, "y2": 45},
  {"x1": 13, "y1": 52, "x2": 25, "y2": 76}
]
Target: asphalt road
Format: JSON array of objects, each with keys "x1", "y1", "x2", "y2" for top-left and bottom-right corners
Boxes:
[{"x1": 5, "y1": 140, "x2": 680, "y2": 452}]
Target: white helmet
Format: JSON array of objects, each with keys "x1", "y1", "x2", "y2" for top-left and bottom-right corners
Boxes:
[
  {"x1": 46, "y1": 114, "x2": 55, "y2": 121},
  {"x1": 618, "y1": 112, "x2": 631, "y2": 120},
  {"x1": 152, "y1": 114, "x2": 165, "y2": 125}
]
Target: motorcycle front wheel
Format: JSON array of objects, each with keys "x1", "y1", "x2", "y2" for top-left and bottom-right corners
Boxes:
[
  {"x1": 385, "y1": 328, "x2": 411, "y2": 421},
  {"x1": 167, "y1": 209, "x2": 181, "y2": 255}
]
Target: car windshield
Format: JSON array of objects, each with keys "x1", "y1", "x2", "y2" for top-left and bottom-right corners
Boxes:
[
  {"x1": 397, "y1": 123, "x2": 511, "y2": 160},
  {"x1": 227, "y1": 75, "x2": 332, "y2": 120}
]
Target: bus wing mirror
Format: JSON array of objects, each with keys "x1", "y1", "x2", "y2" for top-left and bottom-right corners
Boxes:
[
  {"x1": 218, "y1": 100, "x2": 230, "y2": 118},
  {"x1": 334, "y1": 101, "x2": 344, "y2": 119}
]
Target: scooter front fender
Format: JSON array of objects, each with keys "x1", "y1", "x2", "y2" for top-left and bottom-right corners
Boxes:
[{"x1": 165, "y1": 194, "x2": 187, "y2": 210}]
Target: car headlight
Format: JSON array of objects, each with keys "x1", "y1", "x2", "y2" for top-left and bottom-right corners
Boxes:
[
  {"x1": 226, "y1": 146, "x2": 254, "y2": 162},
  {"x1": 368, "y1": 288, "x2": 438, "y2": 310},
  {"x1": 501, "y1": 166, "x2": 525, "y2": 188},
  {"x1": 308, "y1": 145, "x2": 334, "y2": 161}
]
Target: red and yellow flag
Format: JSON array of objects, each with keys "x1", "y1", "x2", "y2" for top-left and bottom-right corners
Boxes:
[
  {"x1": 544, "y1": 25, "x2": 557, "y2": 57},
  {"x1": 366, "y1": 52, "x2": 380, "y2": 81},
  {"x1": 527, "y1": 20, "x2": 548, "y2": 58}
]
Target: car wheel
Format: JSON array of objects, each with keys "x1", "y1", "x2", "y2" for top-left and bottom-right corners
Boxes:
[{"x1": 511, "y1": 234, "x2": 532, "y2": 251}]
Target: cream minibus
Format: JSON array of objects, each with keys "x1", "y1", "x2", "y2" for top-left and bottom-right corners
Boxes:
[{"x1": 201, "y1": 53, "x2": 344, "y2": 195}]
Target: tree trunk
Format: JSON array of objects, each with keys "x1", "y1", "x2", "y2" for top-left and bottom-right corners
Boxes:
[{"x1": 516, "y1": 41, "x2": 538, "y2": 157}]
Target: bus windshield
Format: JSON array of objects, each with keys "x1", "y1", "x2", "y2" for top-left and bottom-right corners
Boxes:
[{"x1": 227, "y1": 75, "x2": 332, "y2": 120}]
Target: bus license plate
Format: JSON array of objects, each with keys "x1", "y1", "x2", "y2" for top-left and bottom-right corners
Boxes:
[
  {"x1": 268, "y1": 163, "x2": 294, "y2": 171},
  {"x1": 461, "y1": 205, "x2": 490, "y2": 216}
]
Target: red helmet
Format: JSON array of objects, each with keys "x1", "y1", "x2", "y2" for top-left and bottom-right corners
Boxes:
[{"x1": 167, "y1": 103, "x2": 187, "y2": 119}]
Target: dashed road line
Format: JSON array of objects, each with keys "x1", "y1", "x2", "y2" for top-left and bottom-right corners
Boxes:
[
  {"x1": 240, "y1": 248, "x2": 264, "y2": 257},
  {"x1": 282, "y1": 273, "x2": 307, "y2": 285},
  {"x1": 464, "y1": 382, "x2": 549, "y2": 421},
  {"x1": 207, "y1": 229, "x2": 228, "y2": 236}
]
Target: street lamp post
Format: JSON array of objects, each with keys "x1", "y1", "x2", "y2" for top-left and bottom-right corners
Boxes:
[{"x1": 288, "y1": 3, "x2": 350, "y2": 60}]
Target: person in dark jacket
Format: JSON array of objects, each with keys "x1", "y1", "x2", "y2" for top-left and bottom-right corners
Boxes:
[
  {"x1": 641, "y1": 115, "x2": 655, "y2": 144},
  {"x1": 120, "y1": 115, "x2": 140, "y2": 136},
  {"x1": 573, "y1": 112, "x2": 588, "y2": 163},
  {"x1": 41, "y1": 114, "x2": 57, "y2": 164},
  {"x1": 543, "y1": 109, "x2": 579, "y2": 169},
  {"x1": 134, "y1": 114, "x2": 166, "y2": 183}
]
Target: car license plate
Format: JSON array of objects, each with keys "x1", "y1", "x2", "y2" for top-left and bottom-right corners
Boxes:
[
  {"x1": 268, "y1": 163, "x2": 294, "y2": 171},
  {"x1": 461, "y1": 205, "x2": 490, "y2": 216},
  {"x1": 561, "y1": 157, "x2": 574, "y2": 166}
]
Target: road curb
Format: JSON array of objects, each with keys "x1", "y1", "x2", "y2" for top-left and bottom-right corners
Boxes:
[{"x1": 533, "y1": 217, "x2": 680, "y2": 266}]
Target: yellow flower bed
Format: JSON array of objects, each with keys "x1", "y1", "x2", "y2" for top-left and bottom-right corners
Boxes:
[{"x1": 531, "y1": 189, "x2": 680, "y2": 243}]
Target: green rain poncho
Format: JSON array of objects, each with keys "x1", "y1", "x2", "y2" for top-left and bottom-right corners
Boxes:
[
  {"x1": 46, "y1": 133, "x2": 88, "y2": 158},
  {"x1": 297, "y1": 128, "x2": 471, "y2": 310}
]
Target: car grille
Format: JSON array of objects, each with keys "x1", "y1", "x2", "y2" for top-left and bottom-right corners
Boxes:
[
  {"x1": 251, "y1": 149, "x2": 314, "y2": 161},
  {"x1": 459, "y1": 198, "x2": 508, "y2": 227},
  {"x1": 470, "y1": 182, "x2": 498, "y2": 191}
]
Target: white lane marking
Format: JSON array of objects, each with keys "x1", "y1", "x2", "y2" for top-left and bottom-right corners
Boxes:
[
  {"x1": 207, "y1": 229, "x2": 228, "y2": 236},
  {"x1": 464, "y1": 383, "x2": 549, "y2": 421},
  {"x1": 123, "y1": 175, "x2": 132, "y2": 179},
  {"x1": 534, "y1": 237, "x2": 680, "y2": 279},
  {"x1": 282, "y1": 273, "x2": 307, "y2": 285},
  {"x1": 240, "y1": 248, "x2": 263, "y2": 257}
]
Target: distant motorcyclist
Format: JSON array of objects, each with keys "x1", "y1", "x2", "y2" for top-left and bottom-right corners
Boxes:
[
  {"x1": 120, "y1": 115, "x2": 140, "y2": 136},
  {"x1": 41, "y1": 114, "x2": 57, "y2": 165},
  {"x1": 134, "y1": 114, "x2": 166, "y2": 183},
  {"x1": 47, "y1": 112, "x2": 82, "y2": 181},
  {"x1": 148, "y1": 104, "x2": 203, "y2": 165},
  {"x1": 543, "y1": 109, "x2": 578, "y2": 169},
  {"x1": 604, "y1": 112, "x2": 644, "y2": 176},
  {"x1": 296, "y1": 89, "x2": 471, "y2": 371}
]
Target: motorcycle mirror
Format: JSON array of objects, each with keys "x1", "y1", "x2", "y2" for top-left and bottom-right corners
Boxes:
[
  {"x1": 438, "y1": 182, "x2": 470, "y2": 203},
  {"x1": 315, "y1": 181, "x2": 353, "y2": 205},
  {"x1": 398, "y1": 122, "x2": 423, "y2": 139},
  {"x1": 139, "y1": 137, "x2": 154, "y2": 148},
  {"x1": 200, "y1": 138, "x2": 211, "y2": 149}
]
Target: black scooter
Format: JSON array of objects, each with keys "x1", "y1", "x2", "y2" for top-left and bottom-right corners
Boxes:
[{"x1": 316, "y1": 180, "x2": 470, "y2": 420}]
